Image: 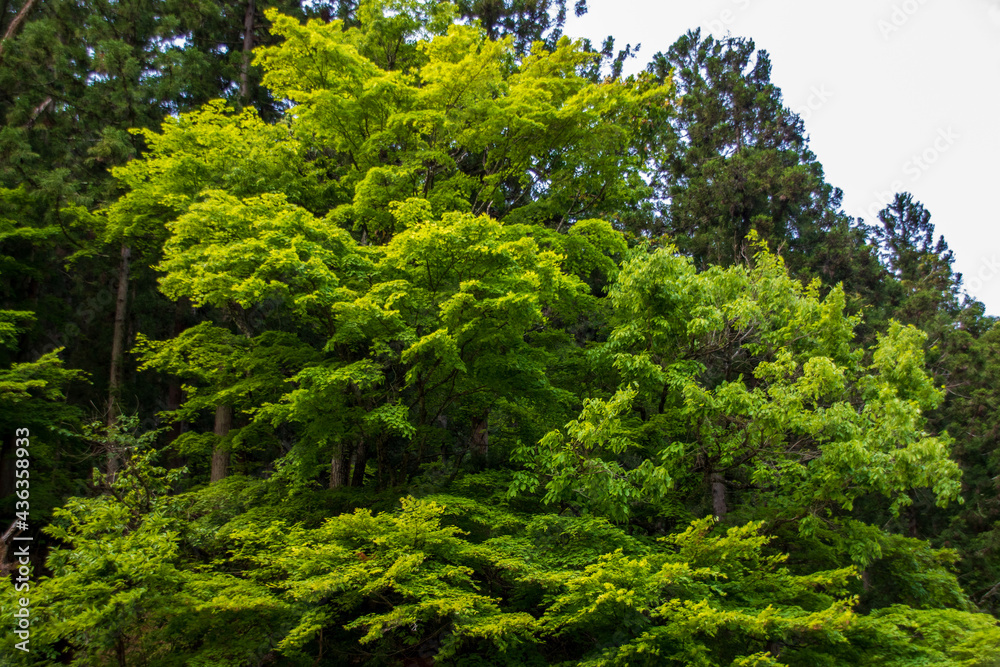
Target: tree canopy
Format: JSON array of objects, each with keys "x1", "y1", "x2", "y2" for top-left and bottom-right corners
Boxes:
[{"x1": 1, "y1": 2, "x2": 999, "y2": 665}]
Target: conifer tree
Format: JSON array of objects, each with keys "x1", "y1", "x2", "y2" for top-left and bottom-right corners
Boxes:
[{"x1": 644, "y1": 30, "x2": 887, "y2": 310}]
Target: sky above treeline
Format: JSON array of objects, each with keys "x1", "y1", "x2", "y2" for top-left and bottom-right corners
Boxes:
[{"x1": 565, "y1": 0, "x2": 1000, "y2": 315}]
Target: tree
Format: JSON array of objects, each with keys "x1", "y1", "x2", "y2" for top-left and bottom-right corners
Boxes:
[
  {"x1": 643, "y1": 30, "x2": 887, "y2": 312},
  {"x1": 873, "y1": 192, "x2": 959, "y2": 323},
  {"x1": 514, "y1": 239, "x2": 961, "y2": 530},
  {"x1": 0, "y1": 419, "x2": 292, "y2": 665},
  {"x1": 256, "y1": 7, "x2": 668, "y2": 239},
  {"x1": 454, "y1": 0, "x2": 587, "y2": 52},
  {"x1": 138, "y1": 191, "x2": 362, "y2": 483},
  {"x1": 3, "y1": 1, "x2": 1000, "y2": 663},
  {"x1": 124, "y1": 3, "x2": 665, "y2": 487}
]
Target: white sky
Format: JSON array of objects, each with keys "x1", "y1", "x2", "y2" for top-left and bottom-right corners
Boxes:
[{"x1": 565, "y1": 0, "x2": 1000, "y2": 315}]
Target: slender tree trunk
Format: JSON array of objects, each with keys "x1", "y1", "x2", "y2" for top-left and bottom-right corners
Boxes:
[
  {"x1": 106, "y1": 244, "x2": 131, "y2": 480},
  {"x1": 350, "y1": 439, "x2": 367, "y2": 487},
  {"x1": 376, "y1": 434, "x2": 388, "y2": 488},
  {"x1": 470, "y1": 411, "x2": 489, "y2": 466},
  {"x1": 210, "y1": 404, "x2": 232, "y2": 483},
  {"x1": 329, "y1": 457, "x2": 344, "y2": 488},
  {"x1": 330, "y1": 447, "x2": 349, "y2": 488},
  {"x1": 165, "y1": 301, "x2": 189, "y2": 460},
  {"x1": 25, "y1": 95, "x2": 52, "y2": 128},
  {"x1": 107, "y1": 244, "x2": 131, "y2": 423},
  {"x1": 239, "y1": 0, "x2": 256, "y2": 101},
  {"x1": 166, "y1": 383, "x2": 184, "y2": 440},
  {"x1": 710, "y1": 471, "x2": 727, "y2": 518}
]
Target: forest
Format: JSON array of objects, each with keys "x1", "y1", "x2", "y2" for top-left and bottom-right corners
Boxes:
[{"x1": 1, "y1": 0, "x2": 999, "y2": 665}]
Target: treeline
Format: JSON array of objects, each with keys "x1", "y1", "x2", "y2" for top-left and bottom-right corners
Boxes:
[{"x1": 1, "y1": 1, "x2": 999, "y2": 665}]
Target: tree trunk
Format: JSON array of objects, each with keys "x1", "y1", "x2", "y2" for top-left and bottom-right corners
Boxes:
[
  {"x1": 210, "y1": 404, "x2": 232, "y2": 483},
  {"x1": 710, "y1": 471, "x2": 727, "y2": 518},
  {"x1": 164, "y1": 300, "x2": 189, "y2": 460},
  {"x1": 350, "y1": 439, "x2": 367, "y2": 487},
  {"x1": 471, "y1": 412, "x2": 489, "y2": 459},
  {"x1": 106, "y1": 244, "x2": 131, "y2": 480},
  {"x1": 376, "y1": 434, "x2": 388, "y2": 488},
  {"x1": 166, "y1": 383, "x2": 184, "y2": 440},
  {"x1": 239, "y1": 0, "x2": 256, "y2": 101},
  {"x1": 329, "y1": 446, "x2": 349, "y2": 488},
  {"x1": 107, "y1": 244, "x2": 131, "y2": 424}
]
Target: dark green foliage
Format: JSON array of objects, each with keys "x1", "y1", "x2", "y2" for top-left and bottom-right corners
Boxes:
[
  {"x1": 643, "y1": 30, "x2": 890, "y2": 313},
  {"x1": 1, "y1": 2, "x2": 999, "y2": 666}
]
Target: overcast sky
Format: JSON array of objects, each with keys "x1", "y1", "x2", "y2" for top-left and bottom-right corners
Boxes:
[{"x1": 564, "y1": 0, "x2": 1000, "y2": 315}]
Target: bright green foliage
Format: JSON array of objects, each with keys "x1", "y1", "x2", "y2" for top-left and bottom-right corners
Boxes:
[
  {"x1": 256, "y1": 8, "x2": 669, "y2": 241},
  {"x1": 0, "y1": 0, "x2": 313, "y2": 447},
  {"x1": 12, "y1": 464, "x2": 997, "y2": 666},
  {"x1": 261, "y1": 209, "x2": 600, "y2": 486},
  {"x1": 116, "y1": 4, "x2": 667, "y2": 487},
  {"x1": 510, "y1": 386, "x2": 666, "y2": 523},
  {"x1": 0, "y1": 421, "x2": 291, "y2": 666},
  {"x1": 111, "y1": 106, "x2": 342, "y2": 477},
  {"x1": 140, "y1": 190, "x2": 615, "y2": 485},
  {"x1": 535, "y1": 517, "x2": 857, "y2": 666},
  {"x1": 213, "y1": 491, "x2": 998, "y2": 667},
  {"x1": 4, "y1": 1, "x2": 1000, "y2": 665},
  {"x1": 14, "y1": 439, "x2": 192, "y2": 665},
  {"x1": 158, "y1": 191, "x2": 361, "y2": 324},
  {"x1": 228, "y1": 495, "x2": 536, "y2": 663},
  {"x1": 817, "y1": 607, "x2": 1000, "y2": 666},
  {"x1": 105, "y1": 101, "x2": 317, "y2": 257},
  {"x1": 0, "y1": 343, "x2": 82, "y2": 433},
  {"x1": 512, "y1": 238, "x2": 961, "y2": 528},
  {"x1": 0, "y1": 308, "x2": 80, "y2": 406}
]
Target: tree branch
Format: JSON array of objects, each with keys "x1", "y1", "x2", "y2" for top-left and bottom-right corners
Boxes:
[{"x1": 0, "y1": 0, "x2": 39, "y2": 65}]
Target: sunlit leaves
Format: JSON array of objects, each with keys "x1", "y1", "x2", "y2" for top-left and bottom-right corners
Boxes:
[{"x1": 592, "y1": 238, "x2": 962, "y2": 524}]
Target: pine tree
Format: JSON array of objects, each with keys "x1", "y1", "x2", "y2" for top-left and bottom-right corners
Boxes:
[
  {"x1": 873, "y1": 192, "x2": 959, "y2": 322},
  {"x1": 644, "y1": 29, "x2": 888, "y2": 313}
]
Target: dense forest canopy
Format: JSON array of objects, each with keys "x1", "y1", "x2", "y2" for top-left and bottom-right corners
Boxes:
[{"x1": 1, "y1": 1, "x2": 999, "y2": 665}]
